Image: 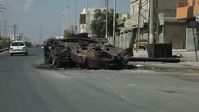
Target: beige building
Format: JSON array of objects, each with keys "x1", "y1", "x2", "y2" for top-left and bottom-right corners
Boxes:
[{"x1": 129, "y1": 0, "x2": 188, "y2": 49}]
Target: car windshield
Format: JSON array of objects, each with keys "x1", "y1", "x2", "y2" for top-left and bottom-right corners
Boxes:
[{"x1": 11, "y1": 42, "x2": 25, "y2": 46}]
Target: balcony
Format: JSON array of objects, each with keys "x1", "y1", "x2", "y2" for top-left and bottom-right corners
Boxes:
[
  {"x1": 176, "y1": 0, "x2": 199, "y2": 20},
  {"x1": 176, "y1": 2, "x2": 193, "y2": 20}
]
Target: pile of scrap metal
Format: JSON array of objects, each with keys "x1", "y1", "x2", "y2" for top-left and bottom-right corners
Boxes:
[{"x1": 44, "y1": 33, "x2": 128, "y2": 69}]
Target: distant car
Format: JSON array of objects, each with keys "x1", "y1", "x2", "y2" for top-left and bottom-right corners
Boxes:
[{"x1": 9, "y1": 41, "x2": 28, "y2": 56}]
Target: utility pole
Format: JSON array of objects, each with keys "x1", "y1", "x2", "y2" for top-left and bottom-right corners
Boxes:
[
  {"x1": 149, "y1": 0, "x2": 154, "y2": 44},
  {"x1": 192, "y1": 28, "x2": 198, "y2": 62},
  {"x1": 13, "y1": 24, "x2": 16, "y2": 37},
  {"x1": 86, "y1": 0, "x2": 89, "y2": 33},
  {"x1": 136, "y1": 0, "x2": 142, "y2": 50},
  {"x1": 0, "y1": 22, "x2": 1, "y2": 38},
  {"x1": 67, "y1": 5, "x2": 70, "y2": 30},
  {"x1": 3, "y1": 12, "x2": 7, "y2": 37},
  {"x1": 0, "y1": 11, "x2": 2, "y2": 38},
  {"x1": 61, "y1": 14, "x2": 65, "y2": 35},
  {"x1": 74, "y1": 0, "x2": 77, "y2": 33},
  {"x1": 113, "y1": 0, "x2": 116, "y2": 46},
  {"x1": 60, "y1": 15, "x2": 63, "y2": 36},
  {"x1": 105, "y1": 0, "x2": 109, "y2": 39},
  {"x1": 40, "y1": 23, "x2": 44, "y2": 44}
]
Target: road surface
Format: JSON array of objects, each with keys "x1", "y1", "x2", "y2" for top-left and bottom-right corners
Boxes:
[{"x1": 0, "y1": 48, "x2": 199, "y2": 112}]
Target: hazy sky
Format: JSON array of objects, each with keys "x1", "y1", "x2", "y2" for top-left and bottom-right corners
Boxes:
[{"x1": 1, "y1": 0, "x2": 130, "y2": 43}]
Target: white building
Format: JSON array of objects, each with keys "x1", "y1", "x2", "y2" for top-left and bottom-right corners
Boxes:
[
  {"x1": 130, "y1": 0, "x2": 149, "y2": 26},
  {"x1": 10, "y1": 35, "x2": 21, "y2": 41},
  {"x1": 79, "y1": 8, "x2": 105, "y2": 35}
]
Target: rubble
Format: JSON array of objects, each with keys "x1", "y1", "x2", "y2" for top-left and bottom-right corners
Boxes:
[{"x1": 43, "y1": 33, "x2": 128, "y2": 69}]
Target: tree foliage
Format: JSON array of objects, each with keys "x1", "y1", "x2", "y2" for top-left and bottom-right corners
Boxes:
[
  {"x1": 0, "y1": 38, "x2": 11, "y2": 49},
  {"x1": 91, "y1": 9, "x2": 117, "y2": 38},
  {"x1": 64, "y1": 30, "x2": 75, "y2": 38}
]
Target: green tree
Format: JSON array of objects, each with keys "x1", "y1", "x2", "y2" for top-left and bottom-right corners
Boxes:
[
  {"x1": 91, "y1": 9, "x2": 118, "y2": 38},
  {"x1": 0, "y1": 37, "x2": 11, "y2": 49},
  {"x1": 64, "y1": 30, "x2": 74, "y2": 38}
]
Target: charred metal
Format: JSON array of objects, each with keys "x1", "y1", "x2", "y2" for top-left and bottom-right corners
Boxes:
[{"x1": 44, "y1": 33, "x2": 129, "y2": 69}]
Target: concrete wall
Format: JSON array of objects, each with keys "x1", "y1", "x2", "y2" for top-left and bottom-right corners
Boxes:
[
  {"x1": 164, "y1": 23, "x2": 186, "y2": 49},
  {"x1": 108, "y1": 32, "x2": 132, "y2": 49}
]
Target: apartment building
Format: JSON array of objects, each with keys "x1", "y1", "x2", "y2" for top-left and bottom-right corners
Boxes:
[{"x1": 176, "y1": 0, "x2": 199, "y2": 50}]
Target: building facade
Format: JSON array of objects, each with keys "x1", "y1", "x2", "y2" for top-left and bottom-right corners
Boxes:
[
  {"x1": 79, "y1": 8, "x2": 105, "y2": 36},
  {"x1": 130, "y1": 0, "x2": 149, "y2": 24},
  {"x1": 176, "y1": 0, "x2": 199, "y2": 50},
  {"x1": 128, "y1": 0, "x2": 187, "y2": 49}
]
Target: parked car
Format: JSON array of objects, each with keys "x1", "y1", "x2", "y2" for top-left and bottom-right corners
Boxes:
[{"x1": 9, "y1": 41, "x2": 28, "y2": 56}]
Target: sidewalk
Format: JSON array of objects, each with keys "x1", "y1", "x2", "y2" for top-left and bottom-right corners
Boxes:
[
  {"x1": 181, "y1": 62, "x2": 199, "y2": 68},
  {"x1": 173, "y1": 50, "x2": 199, "y2": 62},
  {"x1": 132, "y1": 49, "x2": 199, "y2": 69},
  {"x1": 133, "y1": 49, "x2": 199, "y2": 62}
]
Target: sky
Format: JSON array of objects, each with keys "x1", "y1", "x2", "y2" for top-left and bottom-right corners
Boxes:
[{"x1": 1, "y1": 0, "x2": 130, "y2": 43}]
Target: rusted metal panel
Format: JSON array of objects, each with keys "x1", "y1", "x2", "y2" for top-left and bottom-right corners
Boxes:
[{"x1": 44, "y1": 33, "x2": 128, "y2": 69}]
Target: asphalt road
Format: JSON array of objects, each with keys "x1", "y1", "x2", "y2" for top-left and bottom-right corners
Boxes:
[{"x1": 0, "y1": 48, "x2": 199, "y2": 112}]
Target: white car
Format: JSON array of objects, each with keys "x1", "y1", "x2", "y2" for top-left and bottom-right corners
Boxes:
[{"x1": 9, "y1": 41, "x2": 28, "y2": 56}]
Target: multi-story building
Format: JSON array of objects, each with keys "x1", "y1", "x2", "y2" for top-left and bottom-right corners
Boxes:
[
  {"x1": 176, "y1": 0, "x2": 199, "y2": 50},
  {"x1": 129, "y1": 0, "x2": 187, "y2": 49},
  {"x1": 79, "y1": 8, "x2": 105, "y2": 35},
  {"x1": 79, "y1": 9, "x2": 87, "y2": 33},
  {"x1": 176, "y1": 0, "x2": 199, "y2": 19}
]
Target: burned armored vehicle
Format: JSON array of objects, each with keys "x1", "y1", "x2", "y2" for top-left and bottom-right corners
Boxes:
[{"x1": 44, "y1": 33, "x2": 128, "y2": 69}]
